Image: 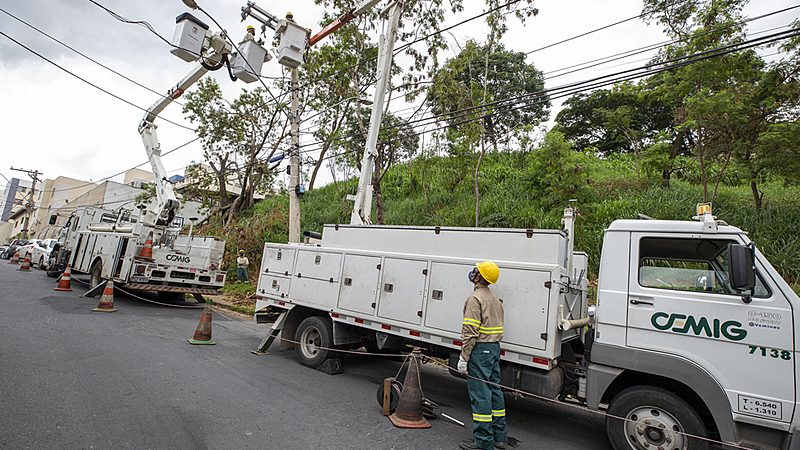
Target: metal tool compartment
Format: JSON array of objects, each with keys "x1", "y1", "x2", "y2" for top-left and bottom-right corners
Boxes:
[
  {"x1": 289, "y1": 249, "x2": 343, "y2": 309},
  {"x1": 376, "y1": 257, "x2": 428, "y2": 325},
  {"x1": 261, "y1": 244, "x2": 296, "y2": 276},
  {"x1": 338, "y1": 254, "x2": 381, "y2": 316},
  {"x1": 257, "y1": 273, "x2": 291, "y2": 299},
  {"x1": 494, "y1": 267, "x2": 552, "y2": 351},
  {"x1": 425, "y1": 261, "x2": 475, "y2": 333}
]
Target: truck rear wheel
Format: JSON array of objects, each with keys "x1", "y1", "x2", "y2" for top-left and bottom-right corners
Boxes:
[
  {"x1": 294, "y1": 316, "x2": 336, "y2": 368},
  {"x1": 606, "y1": 386, "x2": 708, "y2": 450},
  {"x1": 90, "y1": 261, "x2": 103, "y2": 290}
]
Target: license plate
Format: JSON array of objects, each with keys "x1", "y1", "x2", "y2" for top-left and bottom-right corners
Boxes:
[
  {"x1": 130, "y1": 276, "x2": 148, "y2": 283},
  {"x1": 738, "y1": 395, "x2": 782, "y2": 420}
]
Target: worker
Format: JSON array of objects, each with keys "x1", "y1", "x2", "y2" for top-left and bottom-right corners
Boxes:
[
  {"x1": 243, "y1": 25, "x2": 256, "y2": 42},
  {"x1": 236, "y1": 250, "x2": 250, "y2": 284},
  {"x1": 458, "y1": 261, "x2": 506, "y2": 450}
]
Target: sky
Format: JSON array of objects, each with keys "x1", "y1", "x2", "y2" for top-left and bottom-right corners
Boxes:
[{"x1": 0, "y1": 0, "x2": 796, "y2": 193}]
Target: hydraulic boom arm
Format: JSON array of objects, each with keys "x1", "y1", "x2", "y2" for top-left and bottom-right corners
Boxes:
[{"x1": 137, "y1": 32, "x2": 231, "y2": 227}]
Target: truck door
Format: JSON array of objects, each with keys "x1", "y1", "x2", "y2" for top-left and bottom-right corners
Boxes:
[{"x1": 626, "y1": 233, "x2": 795, "y2": 426}]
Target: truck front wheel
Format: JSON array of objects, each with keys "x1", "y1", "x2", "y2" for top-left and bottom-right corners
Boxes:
[
  {"x1": 294, "y1": 316, "x2": 336, "y2": 368},
  {"x1": 606, "y1": 386, "x2": 708, "y2": 450},
  {"x1": 90, "y1": 261, "x2": 103, "y2": 290}
]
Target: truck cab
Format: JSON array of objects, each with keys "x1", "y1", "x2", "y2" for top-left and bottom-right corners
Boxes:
[{"x1": 589, "y1": 210, "x2": 798, "y2": 449}]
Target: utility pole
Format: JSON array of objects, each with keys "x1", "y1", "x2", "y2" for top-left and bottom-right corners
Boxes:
[
  {"x1": 288, "y1": 66, "x2": 301, "y2": 243},
  {"x1": 10, "y1": 166, "x2": 43, "y2": 240}
]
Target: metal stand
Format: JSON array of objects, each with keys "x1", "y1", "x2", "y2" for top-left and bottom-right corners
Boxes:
[
  {"x1": 81, "y1": 280, "x2": 108, "y2": 298},
  {"x1": 251, "y1": 311, "x2": 288, "y2": 355}
]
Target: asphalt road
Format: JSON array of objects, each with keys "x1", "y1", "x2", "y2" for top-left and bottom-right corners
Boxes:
[{"x1": 0, "y1": 261, "x2": 610, "y2": 450}]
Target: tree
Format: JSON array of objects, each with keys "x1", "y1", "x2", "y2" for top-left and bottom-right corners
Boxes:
[
  {"x1": 556, "y1": 84, "x2": 673, "y2": 158},
  {"x1": 428, "y1": 40, "x2": 548, "y2": 225},
  {"x1": 183, "y1": 78, "x2": 288, "y2": 225},
  {"x1": 526, "y1": 130, "x2": 588, "y2": 208}
]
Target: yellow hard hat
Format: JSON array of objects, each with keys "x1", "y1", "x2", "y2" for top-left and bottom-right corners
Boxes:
[
  {"x1": 475, "y1": 261, "x2": 500, "y2": 284},
  {"x1": 246, "y1": 25, "x2": 255, "y2": 31}
]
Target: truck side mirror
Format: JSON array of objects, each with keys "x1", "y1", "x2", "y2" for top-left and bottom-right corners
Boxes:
[
  {"x1": 49, "y1": 215, "x2": 57, "y2": 225},
  {"x1": 728, "y1": 243, "x2": 755, "y2": 297}
]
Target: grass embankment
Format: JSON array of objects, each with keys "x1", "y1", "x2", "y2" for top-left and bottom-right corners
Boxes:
[{"x1": 202, "y1": 152, "x2": 800, "y2": 294}]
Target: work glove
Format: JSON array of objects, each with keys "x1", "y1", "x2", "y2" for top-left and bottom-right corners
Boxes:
[{"x1": 457, "y1": 356, "x2": 468, "y2": 375}]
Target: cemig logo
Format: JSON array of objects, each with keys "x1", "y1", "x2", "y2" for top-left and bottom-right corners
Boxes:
[
  {"x1": 651, "y1": 312, "x2": 747, "y2": 341},
  {"x1": 165, "y1": 254, "x2": 191, "y2": 264}
]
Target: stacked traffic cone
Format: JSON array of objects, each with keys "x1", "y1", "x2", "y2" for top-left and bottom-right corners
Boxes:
[
  {"x1": 54, "y1": 264, "x2": 73, "y2": 292},
  {"x1": 389, "y1": 348, "x2": 431, "y2": 429},
  {"x1": 138, "y1": 233, "x2": 154, "y2": 260},
  {"x1": 9, "y1": 251, "x2": 19, "y2": 264},
  {"x1": 188, "y1": 304, "x2": 215, "y2": 345},
  {"x1": 17, "y1": 255, "x2": 31, "y2": 272},
  {"x1": 92, "y1": 280, "x2": 118, "y2": 313}
]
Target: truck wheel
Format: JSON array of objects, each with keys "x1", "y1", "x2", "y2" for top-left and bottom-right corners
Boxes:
[
  {"x1": 90, "y1": 262, "x2": 103, "y2": 290},
  {"x1": 295, "y1": 316, "x2": 336, "y2": 368},
  {"x1": 606, "y1": 386, "x2": 708, "y2": 450},
  {"x1": 38, "y1": 256, "x2": 45, "y2": 270}
]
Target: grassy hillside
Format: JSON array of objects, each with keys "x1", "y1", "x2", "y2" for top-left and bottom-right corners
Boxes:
[{"x1": 206, "y1": 152, "x2": 800, "y2": 291}]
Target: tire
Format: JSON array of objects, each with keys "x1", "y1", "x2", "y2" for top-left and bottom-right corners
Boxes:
[
  {"x1": 38, "y1": 256, "x2": 45, "y2": 270},
  {"x1": 606, "y1": 386, "x2": 709, "y2": 450},
  {"x1": 90, "y1": 261, "x2": 103, "y2": 290},
  {"x1": 294, "y1": 316, "x2": 336, "y2": 368}
]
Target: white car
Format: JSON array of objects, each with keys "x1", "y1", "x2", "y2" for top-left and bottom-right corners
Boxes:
[
  {"x1": 30, "y1": 238, "x2": 58, "y2": 270},
  {"x1": 16, "y1": 239, "x2": 41, "y2": 262}
]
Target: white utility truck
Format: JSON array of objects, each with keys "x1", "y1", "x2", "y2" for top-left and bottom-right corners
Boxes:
[
  {"x1": 254, "y1": 205, "x2": 798, "y2": 449},
  {"x1": 48, "y1": 206, "x2": 226, "y2": 299},
  {"x1": 48, "y1": 11, "x2": 273, "y2": 299}
]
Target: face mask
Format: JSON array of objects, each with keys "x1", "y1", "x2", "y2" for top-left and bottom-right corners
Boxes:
[{"x1": 468, "y1": 268, "x2": 477, "y2": 282}]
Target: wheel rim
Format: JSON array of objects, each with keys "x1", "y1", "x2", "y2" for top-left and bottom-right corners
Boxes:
[
  {"x1": 299, "y1": 326, "x2": 322, "y2": 360},
  {"x1": 624, "y1": 406, "x2": 686, "y2": 450}
]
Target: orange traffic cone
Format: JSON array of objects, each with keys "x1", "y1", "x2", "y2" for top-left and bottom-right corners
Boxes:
[
  {"x1": 92, "y1": 280, "x2": 118, "y2": 313},
  {"x1": 54, "y1": 264, "x2": 73, "y2": 292},
  {"x1": 389, "y1": 348, "x2": 431, "y2": 429},
  {"x1": 138, "y1": 233, "x2": 154, "y2": 260},
  {"x1": 188, "y1": 304, "x2": 215, "y2": 345},
  {"x1": 9, "y1": 251, "x2": 20, "y2": 264},
  {"x1": 17, "y1": 255, "x2": 31, "y2": 272}
]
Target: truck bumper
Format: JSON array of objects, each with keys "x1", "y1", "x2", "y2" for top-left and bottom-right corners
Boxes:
[{"x1": 124, "y1": 283, "x2": 222, "y2": 295}]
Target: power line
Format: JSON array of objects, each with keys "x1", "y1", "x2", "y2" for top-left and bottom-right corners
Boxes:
[
  {"x1": 0, "y1": 31, "x2": 196, "y2": 131},
  {"x1": 295, "y1": 27, "x2": 800, "y2": 156}
]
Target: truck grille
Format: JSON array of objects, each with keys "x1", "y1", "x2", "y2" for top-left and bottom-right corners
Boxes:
[{"x1": 170, "y1": 270, "x2": 195, "y2": 280}]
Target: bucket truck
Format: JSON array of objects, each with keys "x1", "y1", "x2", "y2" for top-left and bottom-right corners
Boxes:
[
  {"x1": 49, "y1": 12, "x2": 271, "y2": 300},
  {"x1": 249, "y1": 2, "x2": 800, "y2": 448}
]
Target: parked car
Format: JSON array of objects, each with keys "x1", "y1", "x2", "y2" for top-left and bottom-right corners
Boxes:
[
  {"x1": 30, "y1": 238, "x2": 58, "y2": 270},
  {"x1": 16, "y1": 239, "x2": 41, "y2": 261},
  {"x1": 0, "y1": 245, "x2": 8, "y2": 259},
  {"x1": 1, "y1": 238, "x2": 29, "y2": 259}
]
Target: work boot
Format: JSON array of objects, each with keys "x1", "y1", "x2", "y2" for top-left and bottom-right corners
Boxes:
[
  {"x1": 459, "y1": 440, "x2": 484, "y2": 450},
  {"x1": 494, "y1": 442, "x2": 507, "y2": 449}
]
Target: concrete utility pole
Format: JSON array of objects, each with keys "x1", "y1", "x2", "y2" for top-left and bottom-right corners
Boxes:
[
  {"x1": 10, "y1": 166, "x2": 43, "y2": 239},
  {"x1": 288, "y1": 67, "x2": 301, "y2": 243}
]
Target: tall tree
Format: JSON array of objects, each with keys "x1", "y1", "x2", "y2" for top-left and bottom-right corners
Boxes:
[{"x1": 428, "y1": 40, "x2": 548, "y2": 225}]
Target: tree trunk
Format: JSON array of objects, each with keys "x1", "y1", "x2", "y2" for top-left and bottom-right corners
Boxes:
[
  {"x1": 750, "y1": 176, "x2": 763, "y2": 210},
  {"x1": 474, "y1": 139, "x2": 486, "y2": 227}
]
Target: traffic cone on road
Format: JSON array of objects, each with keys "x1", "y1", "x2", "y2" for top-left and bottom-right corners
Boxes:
[
  {"x1": 17, "y1": 255, "x2": 31, "y2": 272},
  {"x1": 188, "y1": 304, "x2": 215, "y2": 345},
  {"x1": 91, "y1": 280, "x2": 118, "y2": 313},
  {"x1": 54, "y1": 265, "x2": 74, "y2": 292},
  {"x1": 9, "y1": 251, "x2": 20, "y2": 264},
  {"x1": 138, "y1": 233, "x2": 154, "y2": 260},
  {"x1": 389, "y1": 348, "x2": 431, "y2": 429}
]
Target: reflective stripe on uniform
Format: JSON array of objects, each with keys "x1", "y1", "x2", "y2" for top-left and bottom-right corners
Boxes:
[
  {"x1": 492, "y1": 409, "x2": 506, "y2": 417},
  {"x1": 472, "y1": 413, "x2": 493, "y2": 422},
  {"x1": 463, "y1": 318, "x2": 481, "y2": 326},
  {"x1": 478, "y1": 326, "x2": 504, "y2": 334}
]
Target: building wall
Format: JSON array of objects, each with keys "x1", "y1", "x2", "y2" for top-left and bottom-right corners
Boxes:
[
  {"x1": 1, "y1": 178, "x2": 32, "y2": 222},
  {"x1": 123, "y1": 168, "x2": 154, "y2": 186},
  {"x1": 32, "y1": 176, "x2": 96, "y2": 239}
]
